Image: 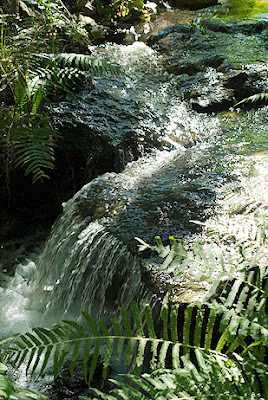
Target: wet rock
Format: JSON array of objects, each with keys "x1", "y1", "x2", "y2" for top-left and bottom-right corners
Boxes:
[
  {"x1": 203, "y1": 55, "x2": 227, "y2": 69},
  {"x1": 191, "y1": 95, "x2": 234, "y2": 113},
  {"x1": 154, "y1": 27, "x2": 209, "y2": 76},
  {"x1": 222, "y1": 68, "x2": 268, "y2": 102},
  {"x1": 187, "y1": 65, "x2": 268, "y2": 113},
  {"x1": 0, "y1": 84, "x2": 166, "y2": 238},
  {"x1": 122, "y1": 31, "x2": 137, "y2": 45},
  {"x1": 166, "y1": 60, "x2": 203, "y2": 75},
  {"x1": 201, "y1": 19, "x2": 268, "y2": 34},
  {"x1": 224, "y1": 70, "x2": 249, "y2": 86},
  {"x1": 156, "y1": 24, "x2": 197, "y2": 39},
  {"x1": 0, "y1": 233, "x2": 46, "y2": 276},
  {"x1": 47, "y1": 362, "x2": 110, "y2": 400},
  {"x1": 146, "y1": 22, "x2": 200, "y2": 47},
  {"x1": 139, "y1": 8, "x2": 197, "y2": 44},
  {"x1": 78, "y1": 14, "x2": 98, "y2": 29}
]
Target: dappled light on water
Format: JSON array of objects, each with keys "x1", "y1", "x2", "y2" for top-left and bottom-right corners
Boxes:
[{"x1": 0, "y1": 19, "x2": 268, "y2": 394}]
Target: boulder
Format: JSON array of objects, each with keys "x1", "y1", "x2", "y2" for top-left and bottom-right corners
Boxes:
[
  {"x1": 0, "y1": 86, "x2": 166, "y2": 239},
  {"x1": 166, "y1": 60, "x2": 203, "y2": 75},
  {"x1": 201, "y1": 19, "x2": 268, "y2": 34}
]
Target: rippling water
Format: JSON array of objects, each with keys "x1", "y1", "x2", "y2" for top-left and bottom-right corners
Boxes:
[{"x1": 0, "y1": 37, "x2": 268, "y2": 394}]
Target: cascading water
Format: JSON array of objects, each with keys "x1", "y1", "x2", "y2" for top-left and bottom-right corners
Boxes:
[
  {"x1": 1, "y1": 42, "x2": 222, "y2": 332},
  {"x1": 1, "y1": 14, "x2": 268, "y2": 395}
]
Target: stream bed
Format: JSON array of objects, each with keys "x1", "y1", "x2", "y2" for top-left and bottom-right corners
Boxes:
[{"x1": 1, "y1": 3, "x2": 268, "y2": 397}]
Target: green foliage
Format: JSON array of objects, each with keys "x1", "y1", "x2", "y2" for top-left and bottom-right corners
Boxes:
[
  {"x1": 2, "y1": 250, "x2": 268, "y2": 389},
  {"x1": 87, "y1": 353, "x2": 267, "y2": 400},
  {"x1": 0, "y1": 362, "x2": 14, "y2": 399},
  {"x1": 0, "y1": 238, "x2": 267, "y2": 398},
  {"x1": 235, "y1": 93, "x2": 268, "y2": 108},
  {"x1": 136, "y1": 222, "x2": 267, "y2": 301},
  {"x1": 0, "y1": 362, "x2": 46, "y2": 400},
  {"x1": 0, "y1": 16, "x2": 121, "y2": 184},
  {"x1": 29, "y1": 53, "x2": 122, "y2": 99},
  {"x1": 92, "y1": 0, "x2": 158, "y2": 24},
  {"x1": 0, "y1": 75, "x2": 60, "y2": 183},
  {"x1": 24, "y1": 0, "x2": 89, "y2": 45},
  {"x1": 50, "y1": 53, "x2": 122, "y2": 75},
  {"x1": 0, "y1": 300, "x2": 234, "y2": 384},
  {"x1": 9, "y1": 115, "x2": 59, "y2": 183}
]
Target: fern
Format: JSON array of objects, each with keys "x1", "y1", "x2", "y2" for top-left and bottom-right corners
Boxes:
[
  {"x1": 28, "y1": 53, "x2": 121, "y2": 101},
  {"x1": 136, "y1": 236, "x2": 236, "y2": 301},
  {"x1": 0, "y1": 362, "x2": 46, "y2": 400},
  {"x1": 1, "y1": 300, "x2": 234, "y2": 386},
  {"x1": 87, "y1": 353, "x2": 267, "y2": 400},
  {"x1": 210, "y1": 264, "x2": 268, "y2": 352},
  {"x1": 9, "y1": 114, "x2": 60, "y2": 183},
  {"x1": 50, "y1": 53, "x2": 122, "y2": 76},
  {"x1": 136, "y1": 221, "x2": 268, "y2": 298},
  {"x1": 1, "y1": 260, "x2": 267, "y2": 397},
  {"x1": 1, "y1": 227, "x2": 267, "y2": 384},
  {"x1": 235, "y1": 92, "x2": 268, "y2": 108}
]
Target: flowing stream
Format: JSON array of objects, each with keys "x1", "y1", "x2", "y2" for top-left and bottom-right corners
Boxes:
[{"x1": 1, "y1": 10, "x2": 268, "y2": 395}]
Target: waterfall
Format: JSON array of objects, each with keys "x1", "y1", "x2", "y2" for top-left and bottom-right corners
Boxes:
[
  {"x1": 31, "y1": 220, "x2": 150, "y2": 324},
  {"x1": 29, "y1": 150, "x2": 180, "y2": 325}
]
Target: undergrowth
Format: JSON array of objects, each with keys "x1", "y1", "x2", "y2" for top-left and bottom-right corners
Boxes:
[
  {"x1": 0, "y1": 2, "x2": 121, "y2": 185},
  {"x1": 0, "y1": 216, "x2": 267, "y2": 399}
]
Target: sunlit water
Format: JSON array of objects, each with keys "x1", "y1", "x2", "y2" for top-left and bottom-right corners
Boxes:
[{"x1": 0, "y1": 37, "x2": 268, "y2": 393}]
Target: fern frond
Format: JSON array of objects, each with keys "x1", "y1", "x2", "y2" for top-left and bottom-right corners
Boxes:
[
  {"x1": 136, "y1": 231, "x2": 268, "y2": 360},
  {"x1": 235, "y1": 92, "x2": 268, "y2": 107},
  {"x1": 1, "y1": 301, "x2": 225, "y2": 385},
  {"x1": 10, "y1": 116, "x2": 60, "y2": 183},
  {"x1": 136, "y1": 236, "x2": 235, "y2": 300},
  {"x1": 210, "y1": 265, "x2": 268, "y2": 349},
  {"x1": 34, "y1": 53, "x2": 122, "y2": 76},
  {"x1": 137, "y1": 223, "x2": 268, "y2": 300},
  {"x1": 51, "y1": 53, "x2": 121, "y2": 75},
  {"x1": 87, "y1": 352, "x2": 267, "y2": 400}
]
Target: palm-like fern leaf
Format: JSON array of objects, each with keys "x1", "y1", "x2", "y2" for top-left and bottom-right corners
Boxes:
[
  {"x1": 136, "y1": 232, "x2": 268, "y2": 355},
  {"x1": 235, "y1": 92, "x2": 268, "y2": 107},
  {"x1": 86, "y1": 353, "x2": 267, "y2": 400},
  {"x1": 210, "y1": 263, "x2": 268, "y2": 350},
  {"x1": 50, "y1": 54, "x2": 122, "y2": 76},
  {"x1": 136, "y1": 222, "x2": 267, "y2": 299},
  {"x1": 10, "y1": 116, "x2": 60, "y2": 183},
  {"x1": 1, "y1": 301, "x2": 230, "y2": 385},
  {"x1": 35, "y1": 53, "x2": 122, "y2": 76},
  {"x1": 136, "y1": 236, "x2": 237, "y2": 301}
]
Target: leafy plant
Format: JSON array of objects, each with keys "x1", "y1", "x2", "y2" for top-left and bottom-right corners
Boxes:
[
  {"x1": 0, "y1": 361, "x2": 46, "y2": 400},
  {"x1": 0, "y1": 300, "x2": 229, "y2": 382},
  {"x1": 87, "y1": 353, "x2": 267, "y2": 400},
  {"x1": 29, "y1": 52, "x2": 122, "y2": 100},
  {"x1": 1, "y1": 243, "x2": 267, "y2": 396},
  {"x1": 0, "y1": 75, "x2": 60, "y2": 184},
  {"x1": 136, "y1": 221, "x2": 267, "y2": 300},
  {"x1": 23, "y1": 0, "x2": 89, "y2": 46},
  {"x1": 0, "y1": 362, "x2": 14, "y2": 400},
  {"x1": 235, "y1": 93, "x2": 268, "y2": 108},
  {"x1": 92, "y1": 0, "x2": 158, "y2": 24},
  {"x1": 49, "y1": 53, "x2": 122, "y2": 75},
  {"x1": 0, "y1": 23, "x2": 121, "y2": 183}
]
